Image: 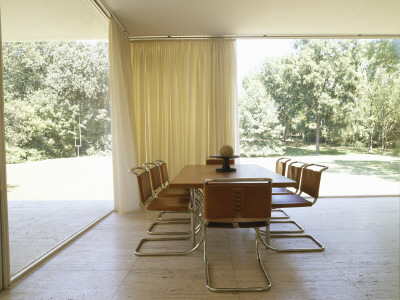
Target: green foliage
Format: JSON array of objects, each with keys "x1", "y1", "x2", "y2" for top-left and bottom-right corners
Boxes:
[
  {"x1": 239, "y1": 73, "x2": 284, "y2": 156},
  {"x1": 239, "y1": 39, "x2": 400, "y2": 157},
  {"x1": 5, "y1": 146, "x2": 44, "y2": 164},
  {"x1": 3, "y1": 41, "x2": 111, "y2": 163}
]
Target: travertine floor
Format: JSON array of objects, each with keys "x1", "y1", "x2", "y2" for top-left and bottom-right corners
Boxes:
[
  {"x1": 0, "y1": 197, "x2": 398, "y2": 300},
  {"x1": 8, "y1": 200, "x2": 113, "y2": 275}
]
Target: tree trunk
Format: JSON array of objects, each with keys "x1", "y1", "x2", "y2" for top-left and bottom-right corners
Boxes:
[
  {"x1": 368, "y1": 133, "x2": 373, "y2": 153},
  {"x1": 283, "y1": 126, "x2": 287, "y2": 142},
  {"x1": 381, "y1": 131, "x2": 386, "y2": 152},
  {"x1": 354, "y1": 133, "x2": 357, "y2": 149},
  {"x1": 316, "y1": 109, "x2": 321, "y2": 155}
]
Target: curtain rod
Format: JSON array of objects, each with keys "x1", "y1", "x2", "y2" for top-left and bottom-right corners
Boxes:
[
  {"x1": 129, "y1": 34, "x2": 400, "y2": 41},
  {"x1": 89, "y1": 0, "x2": 130, "y2": 37}
]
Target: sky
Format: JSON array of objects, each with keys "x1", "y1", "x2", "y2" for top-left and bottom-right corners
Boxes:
[{"x1": 236, "y1": 39, "x2": 296, "y2": 84}]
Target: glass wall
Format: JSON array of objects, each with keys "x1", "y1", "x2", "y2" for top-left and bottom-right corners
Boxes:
[
  {"x1": 236, "y1": 39, "x2": 400, "y2": 197},
  {"x1": 3, "y1": 40, "x2": 113, "y2": 276}
]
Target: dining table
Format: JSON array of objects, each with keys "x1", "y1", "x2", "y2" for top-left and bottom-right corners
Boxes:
[
  {"x1": 169, "y1": 163, "x2": 297, "y2": 189},
  {"x1": 169, "y1": 163, "x2": 297, "y2": 245}
]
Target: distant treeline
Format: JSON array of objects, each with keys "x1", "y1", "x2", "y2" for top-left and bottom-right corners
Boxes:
[
  {"x1": 239, "y1": 39, "x2": 400, "y2": 156},
  {"x1": 3, "y1": 41, "x2": 111, "y2": 163}
]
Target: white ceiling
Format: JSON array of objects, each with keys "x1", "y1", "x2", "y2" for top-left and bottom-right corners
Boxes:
[
  {"x1": 0, "y1": 0, "x2": 108, "y2": 41},
  {"x1": 103, "y1": 0, "x2": 400, "y2": 37},
  {"x1": 0, "y1": 0, "x2": 399, "y2": 41}
]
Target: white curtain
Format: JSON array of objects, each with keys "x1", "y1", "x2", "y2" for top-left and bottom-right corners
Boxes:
[
  {"x1": 109, "y1": 17, "x2": 140, "y2": 213},
  {"x1": 130, "y1": 39, "x2": 237, "y2": 179}
]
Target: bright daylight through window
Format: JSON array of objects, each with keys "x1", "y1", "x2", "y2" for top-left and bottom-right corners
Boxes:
[
  {"x1": 236, "y1": 39, "x2": 400, "y2": 197},
  {"x1": 3, "y1": 40, "x2": 113, "y2": 276}
]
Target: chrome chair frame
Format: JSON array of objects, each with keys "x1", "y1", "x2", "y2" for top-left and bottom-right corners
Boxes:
[
  {"x1": 272, "y1": 157, "x2": 292, "y2": 220},
  {"x1": 203, "y1": 178, "x2": 272, "y2": 292},
  {"x1": 261, "y1": 163, "x2": 328, "y2": 252},
  {"x1": 129, "y1": 166, "x2": 204, "y2": 256},
  {"x1": 270, "y1": 161, "x2": 308, "y2": 232},
  {"x1": 260, "y1": 220, "x2": 324, "y2": 252},
  {"x1": 130, "y1": 166, "x2": 195, "y2": 236},
  {"x1": 152, "y1": 160, "x2": 194, "y2": 222},
  {"x1": 204, "y1": 227, "x2": 271, "y2": 292}
]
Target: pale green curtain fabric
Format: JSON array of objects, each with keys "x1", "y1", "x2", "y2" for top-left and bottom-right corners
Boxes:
[
  {"x1": 130, "y1": 39, "x2": 237, "y2": 178},
  {"x1": 109, "y1": 17, "x2": 140, "y2": 213}
]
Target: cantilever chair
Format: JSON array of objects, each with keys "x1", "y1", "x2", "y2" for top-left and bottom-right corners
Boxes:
[
  {"x1": 272, "y1": 157, "x2": 292, "y2": 219},
  {"x1": 272, "y1": 161, "x2": 306, "y2": 195},
  {"x1": 144, "y1": 162, "x2": 191, "y2": 198},
  {"x1": 151, "y1": 160, "x2": 202, "y2": 222},
  {"x1": 270, "y1": 161, "x2": 308, "y2": 233},
  {"x1": 275, "y1": 157, "x2": 291, "y2": 176},
  {"x1": 261, "y1": 163, "x2": 328, "y2": 252},
  {"x1": 155, "y1": 160, "x2": 171, "y2": 186},
  {"x1": 203, "y1": 178, "x2": 273, "y2": 292},
  {"x1": 129, "y1": 167, "x2": 203, "y2": 256},
  {"x1": 130, "y1": 166, "x2": 191, "y2": 236}
]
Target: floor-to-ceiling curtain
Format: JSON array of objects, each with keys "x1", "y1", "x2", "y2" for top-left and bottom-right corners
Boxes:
[
  {"x1": 109, "y1": 17, "x2": 140, "y2": 213},
  {"x1": 131, "y1": 39, "x2": 237, "y2": 178}
]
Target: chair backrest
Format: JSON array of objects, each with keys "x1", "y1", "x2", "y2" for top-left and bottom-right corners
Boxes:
[
  {"x1": 156, "y1": 160, "x2": 170, "y2": 186},
  {"x1": 299, "y1": 164, "x2": 329, "y2": 200},
  {"x1": 203, "y1": 178, "x2": 272, "y2": 224},
  {"x1": 275, "y1": 157, "x2": 291, "y2": 176},
  {"x1": 206, "y1": 156, "x2": 235, "y2": 165},
  {"x1": 143, "y1": 162, "x2": 163, "y2": 193},
  {"x1": 286, "y1": 161, "x2": 307, "y2": 191},
  {"x1": 129, "y1": 167, "x2": 153, "y2": 205}
]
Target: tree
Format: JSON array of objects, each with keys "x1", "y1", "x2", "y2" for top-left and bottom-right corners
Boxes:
[
  {"x1": 259, "y1": 40, "x2": 362, "y2": 154},
  {"x1": 3, "y1": 41, "x2": 111, "y2": 163},
  {"x1": 239, "y1": 72, "x2": 284, "y2": 156},
  {"x1": 363, "y1": 40, "x2": 400, "y2": 152}
]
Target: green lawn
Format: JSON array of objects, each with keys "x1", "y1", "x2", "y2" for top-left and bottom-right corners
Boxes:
[
  {"x1": 283, "y1": 145, "x2": 398, "y2": 157},
  {"x1": 6, "y1": 156, "x2": 114, "y2": 201},
  {"x1": 5, "y1": 151, "x2": 400, "y2": 200},
  {"x1": 239, "y1": 148, "x2": 400, "y2": 196}
]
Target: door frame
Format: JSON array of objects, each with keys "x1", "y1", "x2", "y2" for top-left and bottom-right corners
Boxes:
[{"x1": 0, "y1": 12, "x2": 11, "y2": 290}]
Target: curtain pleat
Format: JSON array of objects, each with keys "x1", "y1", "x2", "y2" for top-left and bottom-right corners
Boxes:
[
  {"x1": 109, "y1": 18, "x2": 140, "y2": 213},
  {"x1": 130, "y1": 39, "x2": 237, "y2": 179}
]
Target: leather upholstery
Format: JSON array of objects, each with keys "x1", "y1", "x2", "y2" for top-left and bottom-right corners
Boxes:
[
  {"x1": 158, "y1": 187, "x2": 191, "y2": 197},
  {"x1": 135, "y1": 168, "x2": 191, "y2": 211},
  {"x1": 159, "y1": 162, "x2": 169, "y2": 184},
  {"x1": 204, "y1": 182, "x2": 272, "y2": 223},
  {"x1": 287, "y1": 164, "x2": 302, "y2": 189},
  {"x1": 300, "y1": 168, "x2": 322, "y2": 198},
  {"x1": 272, "y1": 194, "x2": 313, "y2": 208},
  {"x1": 275, "y1": 160, "x2": 287, "y2": 176},
  {"x1": 149, "y1": 164, "x2": 164, "y2": 191},
  {"x1": 147, "y1": 197, "x2": 190, "y2": 211},
  {"x1": 136, "y1": 171, "x2": 154, "y2": 204}
]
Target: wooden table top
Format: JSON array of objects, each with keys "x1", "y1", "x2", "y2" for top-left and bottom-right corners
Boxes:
[{"x1": 169, "y1": 164, "x2": 296, "y2": 189}]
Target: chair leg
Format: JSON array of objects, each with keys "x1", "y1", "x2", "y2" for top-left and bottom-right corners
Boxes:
[
  {"x1": 147, "y1": 220, "x2": 191, "y2": 235},
  {"x1": 156, "y1": 189, "x2": 203, "y2": 221},
  {"x1": 271, "y1": 209, "x2": 290, "y2": 219},
  {"x1": 157, "y1": 211, "x2": 191, "y2": 221},
  {"x1": 260, "y1": 219, "x2": 304, "y2": 234},
  {"x1": 260, "y1": 222, "x2": 324, "y2": 252},
  {"x1": 135, "y1": 209, "x2": 204, "y2": 256},
  {"x1": 204, "y1": 227, "x2": 272, "y2": 292}
]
